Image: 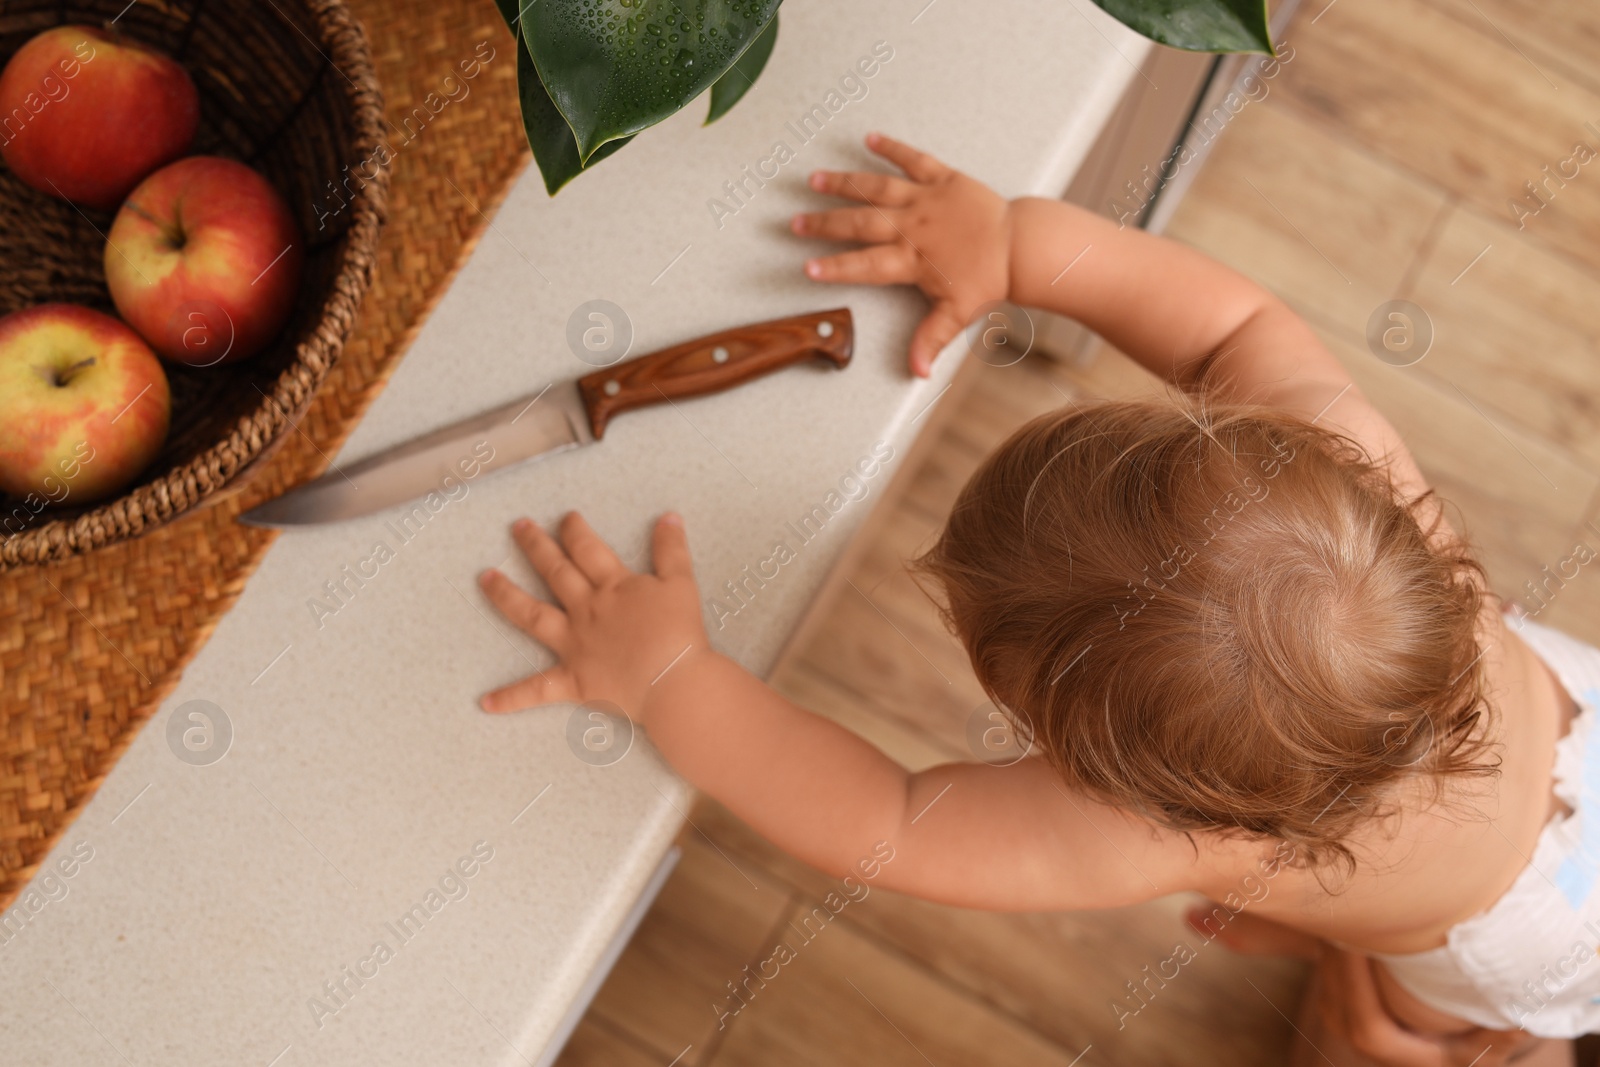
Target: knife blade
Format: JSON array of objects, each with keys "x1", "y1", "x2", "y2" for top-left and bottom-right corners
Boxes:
[{"x1": 239, "y1": 307, "x2": 854, "y2": 527}]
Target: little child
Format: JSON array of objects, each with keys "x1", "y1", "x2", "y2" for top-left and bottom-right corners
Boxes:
[{"x1": 476, "y1": 134, "x2": 1594, "y2": 1066}]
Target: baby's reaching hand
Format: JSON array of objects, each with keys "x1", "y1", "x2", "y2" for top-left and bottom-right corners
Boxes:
[
  {"x1": 793, "y1": 132, "x2": 1011, "y2": 377},
  {"x1": 475, "y1": 512, "x2": 709, "y2": 722}
]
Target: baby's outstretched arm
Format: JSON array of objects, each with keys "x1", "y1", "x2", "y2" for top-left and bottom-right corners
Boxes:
[
  {"x1": 798, "y1": 134, "x2": 1434, "y2": 512},
  {"x1": 795, "y1": 133, "x2": 1331, "y2": 390},
  {"x1": 477, "y1": 512, "x2": 1200, "y2": 911}
]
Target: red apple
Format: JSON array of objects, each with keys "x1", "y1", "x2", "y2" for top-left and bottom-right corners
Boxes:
[
  {"x1": 0, "y1": 304, "x2": 170, "y2": 507},
  {"x1": 104, "y1": 156, "x2": 303, "y2": 366},
  {"x1": 0, "y1": 26, "x2": 199, "y2": 212}
]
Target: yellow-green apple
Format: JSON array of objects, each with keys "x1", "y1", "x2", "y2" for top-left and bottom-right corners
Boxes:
[
  {"x1": 0, "y1": 304, "x2": 170, "y2": 506},
  {"x1": 105, "y1": 156, "x2": 303, "y2": 366},
  {"x1": 0, "y1": 26, "x2": 198, "y2": 212}
]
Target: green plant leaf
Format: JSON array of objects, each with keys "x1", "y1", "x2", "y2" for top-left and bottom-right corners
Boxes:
[
  {"x1": 521, "y1": 0, "x2": 784, "y2": 163},
  {"x1": 705, "y1": 11, "x2": 778, "y2": 124},
  {"x1": 514, "y1": 25, "x2": 633, "y2": 196},
  {"x1": 1093, "y1": 0, "x2": 1273, "y2": 53}
]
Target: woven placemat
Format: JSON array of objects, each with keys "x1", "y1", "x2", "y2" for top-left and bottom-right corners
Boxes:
[{"x1": 0, "y1": 0, "x2": 529, "y2": 908}]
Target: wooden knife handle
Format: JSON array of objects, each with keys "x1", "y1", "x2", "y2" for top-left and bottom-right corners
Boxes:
[{"x1": 576, "y1": 308, "x2": 853, "y2": 439}]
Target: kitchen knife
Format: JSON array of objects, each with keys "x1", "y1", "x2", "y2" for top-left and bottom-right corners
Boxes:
[{"x1": 238, "y1": 308, "x2": 854, "y2": 527}]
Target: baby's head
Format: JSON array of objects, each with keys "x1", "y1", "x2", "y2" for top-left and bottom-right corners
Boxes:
[{"x1": 919, "y1": 396, "x2": 1495, "y2": 868}]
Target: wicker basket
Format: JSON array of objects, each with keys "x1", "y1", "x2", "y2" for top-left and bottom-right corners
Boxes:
[{"x1": 0, "y1": 0, "x2": 388, "y2": 568}]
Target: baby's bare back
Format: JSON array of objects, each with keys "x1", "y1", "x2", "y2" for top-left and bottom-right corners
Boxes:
[{"x1": 1212, "y1": 605, "x2": 1573, "y2": 956}]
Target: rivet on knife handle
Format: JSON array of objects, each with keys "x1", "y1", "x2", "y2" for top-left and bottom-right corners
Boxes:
[{"x1": 575, "y1": 308, "x2": 853, "y2": 439}]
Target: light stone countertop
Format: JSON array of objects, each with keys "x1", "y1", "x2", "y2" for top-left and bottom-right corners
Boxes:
[{"x1": 0, "y1": 3, "x2": 1147, "y2": 1063}]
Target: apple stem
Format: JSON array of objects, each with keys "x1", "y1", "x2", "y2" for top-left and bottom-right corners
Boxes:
[
  {"x1": 122, "y1": 199, "x2": 186, "y2": 249},
  {"x1": 55, "y1": 356, "x2": 97, "y2": 385}
]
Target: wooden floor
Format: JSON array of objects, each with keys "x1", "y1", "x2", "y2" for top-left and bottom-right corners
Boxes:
[{"x1": 556, "y1": 1, "x2": 1600, "y2": 1063}]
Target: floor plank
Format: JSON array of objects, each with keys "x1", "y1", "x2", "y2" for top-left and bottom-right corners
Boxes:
[
  {"x1": 708, "y1": 898, "x2": 1098, "y2": 1067},
  {"x1": 1274, "y1": 0, "x2": 1600, "y2": 277},
  {"x1": 1422, "y1": 0, "x2": 1600, "y2": 96},
  {"x1": 1405, "y1": 203, "x2": 1600, "y2": 471},
  {"x1": 687, "y1": 799, "x2": 1307, "y2": 1067},
  {"x1": 834, "y1": 889, "x2": 1306, "y2": 1067},
  {"x1": 1165, "y1": 96, "x2": 1448, "y2": 337},
  {"x1": 1322, "y1": 324, "x2": 1600, "y2": 600},
  {"x1": 575, "y1": 837, "x2": 794, "y2": 1065},
  {"x1": 552, "y1": 1019, "x2": 670, "y2": 1067}
]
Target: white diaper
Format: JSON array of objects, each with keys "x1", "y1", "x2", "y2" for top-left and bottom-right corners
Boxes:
[{"x1": 1370, "y1": 617, "x2": 1600, "y2": 1038}]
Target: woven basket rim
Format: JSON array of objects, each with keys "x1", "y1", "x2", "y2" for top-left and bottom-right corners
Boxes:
[{"x1": 0, "y1": 0, "x2": 389, "y2": 570}]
